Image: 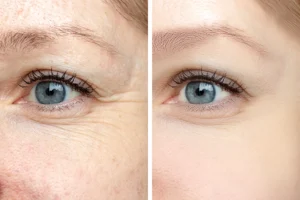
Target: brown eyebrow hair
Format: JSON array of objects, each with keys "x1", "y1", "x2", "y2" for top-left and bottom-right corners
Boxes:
[
  {"x1": 107, "y1": 0, "x2": 148, "y2": 34},
  {"x1": 256, "y1": 0, "x2": 300, "y2": 37},
  {"x1": 153, "y1": 25, "x2": 267, "y2": 59},
  {"x1": 0, "y1": 25, "x2": 118, "y2": 54}
]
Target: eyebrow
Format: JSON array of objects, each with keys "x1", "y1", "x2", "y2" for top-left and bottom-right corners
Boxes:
[
  {"x1": 0, "y1": 25, "x2": 119, "y2": 55},
  {"x1": 153, "y1": 25, "x2": 267, "y2": 59}
]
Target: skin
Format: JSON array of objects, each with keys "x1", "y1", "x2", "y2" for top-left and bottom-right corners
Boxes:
[
  {"x1": 0, "y1": 0, "x2": 147, "y2": 199},
  {"x1": 153, "y1": 0, "x2": 300, "y2": 199}
]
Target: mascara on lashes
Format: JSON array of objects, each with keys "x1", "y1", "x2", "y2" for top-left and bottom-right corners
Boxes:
[
  {"x1": 19, "y1": 69, "x2": 95, "y2": 95},
  {"x1": 170, "y1": 69, "x2": 246, "y2": 94}
]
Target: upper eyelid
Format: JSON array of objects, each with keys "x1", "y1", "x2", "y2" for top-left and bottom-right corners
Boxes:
[
  {"x1": 18, "y1": 69, "x2": 96, "y2": 95},
  {"x1": 171, "y1": 69, "x2": 228, "y2": 85},
  {"x1": 169, "y1": 69, "x2": 247, "y2": 94}
]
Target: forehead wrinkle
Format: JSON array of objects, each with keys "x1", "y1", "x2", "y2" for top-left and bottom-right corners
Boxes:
[
  {"x1": 0, "y1": 24, "x2": 120, "y2": 55},
  {"x1": 153, "y1": 25, "x2": 267, "y2": 59},
  {"x1": 53, "y1": 25, "x2": 120, "y2": 55}
]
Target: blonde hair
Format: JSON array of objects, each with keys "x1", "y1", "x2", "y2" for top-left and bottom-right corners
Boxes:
[
  {"x1": 108, "y1": 0, "x2": 148, "y2": 34},
  {"x1": 256, "y1": 0, "x2": 300, "y2": 36}
]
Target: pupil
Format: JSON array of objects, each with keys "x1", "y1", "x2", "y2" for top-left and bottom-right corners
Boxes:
[
  {"x1": 196, "y1": 88, "x2": 205, "y2": 96},
  {"x1": 185, "y1": 81, "x2": 216, "y2": 104},
  {"x1": 35, "y1": 81, "x2": 66, "y2": 104},
  {"x1": 46, "y1": 88, "x2": 55, "y2": 96}
]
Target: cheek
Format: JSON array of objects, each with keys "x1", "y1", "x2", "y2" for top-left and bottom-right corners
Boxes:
[
  {"x1": 0, "y1": 107, "x2": 147, "y2": 200},
  {"x1": 153, "y1": 137, "x2": 263, "y2": 200},
  {"x1": 153, "y1": 115, "x2": 300, "y2": 200},
  {"x1": 0, "y1": 125, "x2": 101, "y2": 200}
]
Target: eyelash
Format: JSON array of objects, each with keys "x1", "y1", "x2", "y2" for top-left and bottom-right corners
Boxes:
[
  {"x1": 19, "y1": 69, "x2": 95, "y2": 96},
  {"x1": 170, "y1": 69, "x2": 246, "y2": 95}
]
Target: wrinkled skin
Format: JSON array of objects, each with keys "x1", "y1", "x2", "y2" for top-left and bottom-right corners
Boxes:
[
  {"x1": 153, "y1": 0, "x2": 300, "y2": 199},
  {"x1": 0, "y1": 0, "x2": 147, "y2": 199}
]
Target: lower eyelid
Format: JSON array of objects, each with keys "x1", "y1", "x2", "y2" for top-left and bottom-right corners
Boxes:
[
  {"x1": 160, "y1": 95, "x2": 246, "y2": 120},
  {"x1": 33, "y1": 97, "x2": 85, "y2": 112},
  {"x1": 14, "y1": 96, "x2": 93, "y2": 120}
]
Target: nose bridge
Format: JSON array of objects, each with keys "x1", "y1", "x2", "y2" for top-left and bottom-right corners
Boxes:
[
  {"x1": 0, "y1": 61, "x2": 14, "y2": 82},
  {"x1": 0, "y1": 105, "x2": 19, "y2": 135},
  {"x1": 0, "y1": 79, "x2": 18, "y2": 105}
]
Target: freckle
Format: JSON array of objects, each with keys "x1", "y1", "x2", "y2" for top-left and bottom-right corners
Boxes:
[
  {"x1": 64, "y1": 191, "x2": 70, "y2": 196},
  {"x1": 54, "y1": 194, "x2": 61, "y2": 200},
  {"x1": 54, "y1": 1, "x2": 59, "y2": 6},
  {"x1": 17, "y1": 8, "x2": 24, "y2": 15},
  {"x1": 46, "y1": 162, "x2": 53, "y2": 167},
  {"x1": 6, "y1": 172, "x2": 12, "y2": 178},
  {"x1": 76, "y1": 169, "x2": 84, "y2": 178},
  {"x1": 3, "y1": 15, "x2": 8, "y2": 22},
  {"x1": 113, "y1": 186, "x2": 121, "y2": 195}
]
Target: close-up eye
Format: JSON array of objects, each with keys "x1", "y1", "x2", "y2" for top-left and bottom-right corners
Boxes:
[
  {"x1": 165, "y1": 69, "x2": 248, "y2": 106},
  {"x1": 28, "y1": 81, "x2": 81, "y2": 105},
  {"x1": 15, "y1": 69, "x2": 95, "y2": 112},
  {"x1": 179, "y1": 81, "x2": 230, "y2": 104}
]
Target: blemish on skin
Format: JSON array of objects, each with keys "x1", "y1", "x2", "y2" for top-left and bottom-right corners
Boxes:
[
  {"x1": 113, "y1": 186, "x2": 121, "y2": 195},
  {"x1": 17, "y1": 8, "x2": 24, "y2": 15},
  {"x1": 64, "y1": 191, "x2": 71, "y2": 196},
  {"x1": 77, "y1": 169, "x2": 84, "y2": 179},
  {"x1": 54, "y1": 194, "x2": 61, "y2": 200}
]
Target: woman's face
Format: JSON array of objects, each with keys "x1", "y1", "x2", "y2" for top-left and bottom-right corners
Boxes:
[
  {"x1": 153, "y1": 0, "x2": 300, "y2": 199},
  {"x1": 0, "y1": 0, "x2": 147, "y2": 199}
]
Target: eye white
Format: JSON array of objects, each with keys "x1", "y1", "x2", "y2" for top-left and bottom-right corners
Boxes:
[
  {"x1": 26, "y1": 82, "x2": 81, "y2": 103},
  {"x1": 178, "y1": 82, "x2": 231, "y2": 103}
]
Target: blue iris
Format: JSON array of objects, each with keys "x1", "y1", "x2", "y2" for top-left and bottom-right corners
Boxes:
[
  {"x1": 185, "y1": 81, "x2": 216, "y2": 104},
  {"x1": 35, "y1": 81, "x2": 66, "y2": 104}
]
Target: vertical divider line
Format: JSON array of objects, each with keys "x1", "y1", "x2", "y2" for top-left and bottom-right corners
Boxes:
[{"x1": 147, "y1": 0, "x2": 153, "y2": 199}]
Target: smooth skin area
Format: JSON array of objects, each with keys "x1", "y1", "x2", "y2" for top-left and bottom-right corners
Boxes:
[
  {"x1": 0, "y1": 0, "x2": 147, "y2": 199},
  {"x1": 153, "y1": 0, "x2": 300, "y2": 199}
]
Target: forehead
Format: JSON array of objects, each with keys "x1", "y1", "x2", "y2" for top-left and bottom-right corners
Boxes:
[
  {"x1": 153, "y1": 0, "x2": 266, "y2": 30},
  {"x1": 153, "y1": 0, "x2": 295, "y2": 55},
  {"x1": 0, "y1": 0, "x2": 147, "y2": 55},
  {"x1": 0, "y1": 0, "x2": 117, "y2": 36}
]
